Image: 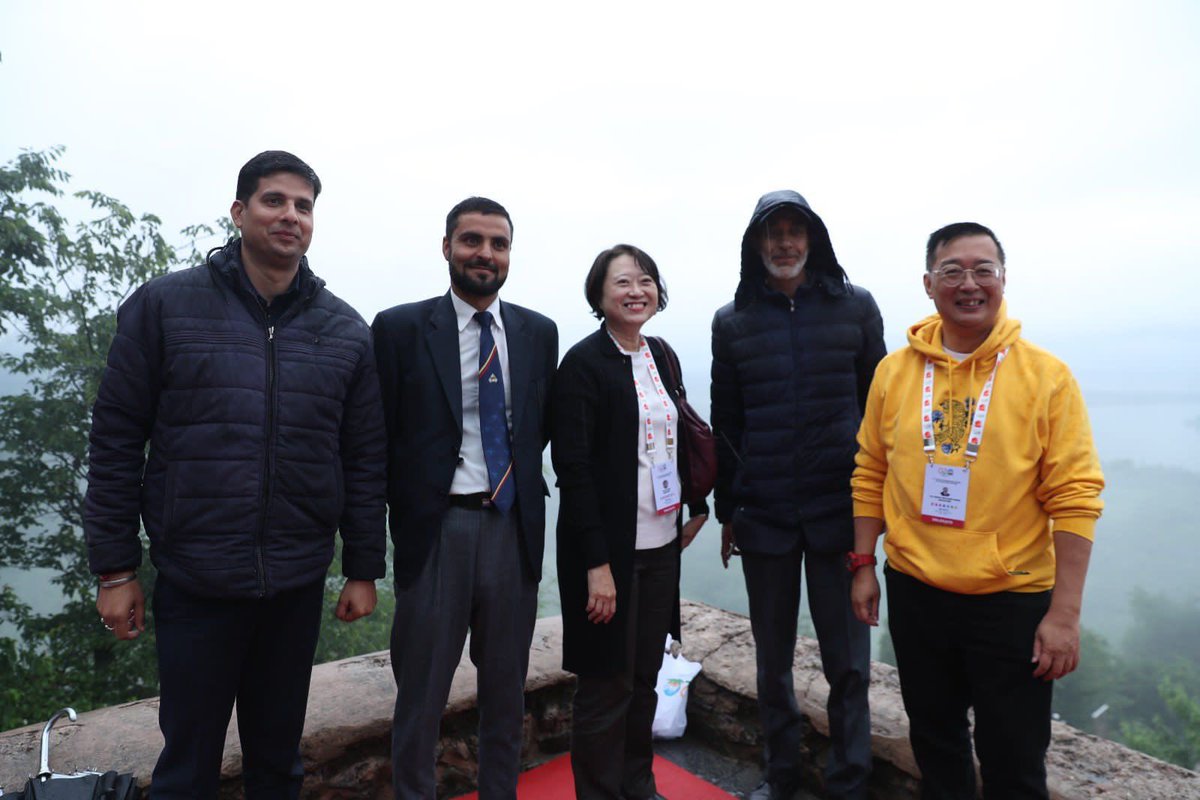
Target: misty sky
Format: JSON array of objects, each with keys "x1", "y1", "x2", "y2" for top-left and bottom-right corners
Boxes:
[{"x1": 3, "y1": 1, "x2": 1199, "y2": 393}]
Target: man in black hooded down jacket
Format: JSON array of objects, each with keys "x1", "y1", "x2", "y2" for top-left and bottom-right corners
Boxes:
[
  {"x1": 711, "y1": 190, "x2": 884, "y2": 800},
  {"x1": 85, "y1": 151, "x2": 386, "y2": 798}
]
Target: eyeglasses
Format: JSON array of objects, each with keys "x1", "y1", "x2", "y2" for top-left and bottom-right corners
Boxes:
[{"x1": 930, "y1": 265, "x2": 1005, "y2": 287}]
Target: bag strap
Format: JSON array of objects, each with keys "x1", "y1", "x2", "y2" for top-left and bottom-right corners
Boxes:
[{"x1": 651, "y1": 336, "x2": 686, "y2": 399}]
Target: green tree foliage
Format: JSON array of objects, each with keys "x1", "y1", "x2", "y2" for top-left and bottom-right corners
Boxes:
[
  {"x1": 1054, "y1": 591, "x2": 1200, "y2": 769},
  {"x1": 1121, "y1": 672, "x2": 1200, "y2": 771},
  {"x1": 0, "y1": 147, "x2": 397, "y2": 730},
  {"x1": 0, "y1": 147, "x2": 181, "y2": 728},
  {"x1": 1114, "y1": 591, "x2": 1200, "y2": 769},
  {"x1": 0, "y1": 148, "x2": 239, "y2": 728}
]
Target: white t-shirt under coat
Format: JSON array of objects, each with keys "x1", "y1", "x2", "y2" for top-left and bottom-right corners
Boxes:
[{"x1": 613, "y1": 337, "x2": 680, "y2": 550}]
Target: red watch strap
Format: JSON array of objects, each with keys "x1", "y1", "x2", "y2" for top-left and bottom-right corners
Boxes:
[{"x1": 845, "y1": 553, "x2": 877, "y2": 573}]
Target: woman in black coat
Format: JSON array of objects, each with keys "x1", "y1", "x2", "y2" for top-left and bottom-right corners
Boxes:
[{"x1": 552, "y1": 244, "x2": 709, "y2": 800}]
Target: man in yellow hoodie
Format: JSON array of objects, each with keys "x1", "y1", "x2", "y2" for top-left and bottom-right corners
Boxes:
[{"x1": 849, "y1": 222, "x2": 1104, "y2": 799}]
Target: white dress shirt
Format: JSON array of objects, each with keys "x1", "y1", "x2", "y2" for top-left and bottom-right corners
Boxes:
[{"x1": 449, "y1": 290, "x2": 512, "y2": 496}]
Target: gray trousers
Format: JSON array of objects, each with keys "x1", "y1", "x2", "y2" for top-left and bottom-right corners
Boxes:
[
  {"x1": 390, "y1": 506, "x2": 539, "y2": 800},
  {"x1": 741, "y1": 546, "x2": 872, "y2": 800}
]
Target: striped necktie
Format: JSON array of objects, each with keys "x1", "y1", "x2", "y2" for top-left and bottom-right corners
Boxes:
[{"x1": 475, "y1": 311, "x2": 515, "y2": 512}]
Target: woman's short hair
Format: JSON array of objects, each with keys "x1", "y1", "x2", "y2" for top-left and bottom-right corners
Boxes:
[{"x1": 584, "y1": 244, "x2": 669, "y2": 320}]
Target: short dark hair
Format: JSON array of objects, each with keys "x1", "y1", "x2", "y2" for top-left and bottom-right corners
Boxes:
[
  {"x1": 446, "y1": 197, "x2": 513, "y2": 240},
  {"x1": 235, "y1": 151, "x2": 321, "y2": 204},
  {"x1": 584, "y1": 244, "x2": 669, "y2": 320},
  {"x1": 926, "y1": 222, "x2": 1005, "y2": 270}
]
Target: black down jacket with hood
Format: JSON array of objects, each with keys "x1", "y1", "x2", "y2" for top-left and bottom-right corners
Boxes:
[
  {"x1": 710, "y1": 190, "x2": 885, "y2": 553},
  {"x1": 83, "y1": 240, "x2": 387, "y2": 599}
]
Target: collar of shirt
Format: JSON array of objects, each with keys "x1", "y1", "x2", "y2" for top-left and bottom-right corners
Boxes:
[{"x1": 450, "y1": 290, "x2": 504, "y2": 335}]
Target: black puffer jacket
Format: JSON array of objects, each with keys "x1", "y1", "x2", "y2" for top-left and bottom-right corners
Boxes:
[
  {"x1": 710, "y1": 190, "x2": 885, "y2": 553},
  {"x1": 84, "y1": 241, "x2": 386, "y2": 598}
]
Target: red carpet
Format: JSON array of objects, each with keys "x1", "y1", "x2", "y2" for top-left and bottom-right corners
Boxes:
[{"x1": 451, "y1": 753, "x2": 737, "y2": 799}]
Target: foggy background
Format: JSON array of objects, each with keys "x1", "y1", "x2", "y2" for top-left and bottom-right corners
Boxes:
[{"x1": 2, "y1": 0, "x2": 1198, "y2": 690}]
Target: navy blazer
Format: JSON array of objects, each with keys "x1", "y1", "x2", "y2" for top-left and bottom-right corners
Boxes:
[{"x1": 372, "y1": 292, "x2": 558, "y2": 588}]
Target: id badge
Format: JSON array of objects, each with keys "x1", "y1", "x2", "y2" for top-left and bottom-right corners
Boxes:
[
  {"x1": 920, "y1": 462, "x2": 969, "y2": 527},
  {"x1": 651, "y1": 461, "x2": 682, "y2": 515}
]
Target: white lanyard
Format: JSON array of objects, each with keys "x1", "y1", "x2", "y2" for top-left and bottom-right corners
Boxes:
[
  {"x1": 609, "y1": 331, "x2": 675, "y2": 455},
  {"x1": 920, "y1": 348, "x2": 1008, "y2": 465}
]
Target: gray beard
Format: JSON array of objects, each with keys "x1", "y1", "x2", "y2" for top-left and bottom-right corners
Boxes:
[{"x1": 762, "y1": 251, "x2": 808, "y2": 281}]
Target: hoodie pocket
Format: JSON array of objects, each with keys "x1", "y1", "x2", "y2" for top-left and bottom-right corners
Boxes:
[{"x1": 892, "y1": 516, "x2": 1010, "y2": 593}]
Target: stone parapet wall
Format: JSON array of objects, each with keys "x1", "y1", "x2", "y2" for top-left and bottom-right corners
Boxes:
[
  {"x1": 2, "y1": 601, "x2": 1196, "y2": 799},
  {"x1": 675, "y1": 602, "x2": 1200, "y2": 800},
  {"x1": 0, "y1": 617, "x2": 575, "y2": 799}
]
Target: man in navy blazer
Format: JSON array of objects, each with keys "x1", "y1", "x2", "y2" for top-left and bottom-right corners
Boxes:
[{"x1": 372, "y1": 197, "x2": 558, "y2": 800}]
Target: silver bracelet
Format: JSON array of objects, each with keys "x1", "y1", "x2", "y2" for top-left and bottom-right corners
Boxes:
[{"x1": 98, "y1": 574, "x2": 137, "y2": 589}]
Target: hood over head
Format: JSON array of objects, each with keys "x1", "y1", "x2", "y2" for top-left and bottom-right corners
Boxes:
[
  {"x1": 736, "y1": 189, "x2": 849, "y2": 308},
  {"x1": 907, "y1": 299, "x2": 1021, "y2": 364}
]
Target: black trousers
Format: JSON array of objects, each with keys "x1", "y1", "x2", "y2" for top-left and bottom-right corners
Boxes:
[
  {"x1": 151, "y1": 575, "x2": 325, "y2": 799},
  {"x1": 886, "y1": 567, "x2": 1053, "y2": 800},
  {"x1": 571, "y1": 540, "x2": 679, "y2": 800},
  {"x1": 741, "y1": 545, "x2": 872, "y2": 799}
]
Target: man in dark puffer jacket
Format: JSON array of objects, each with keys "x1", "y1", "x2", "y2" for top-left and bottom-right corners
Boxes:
[
  {"x1": 711, "y1": 190, "x2": 885, "y2": 800},
  {"x1": 85, "y1": 151, "x2": 386, "y2": 798}
]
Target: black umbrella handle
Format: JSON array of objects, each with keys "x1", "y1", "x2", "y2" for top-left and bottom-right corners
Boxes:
[{"x1": 37, "y1": 708, "x2": 77, "y2": 780}]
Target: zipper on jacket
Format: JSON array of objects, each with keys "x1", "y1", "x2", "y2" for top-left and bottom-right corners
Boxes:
[
  {"x1": 223, "y1": 258, "x2": 321, "y2": 599},
  {"x1": 254, "y1": 298, "x2": 316, "y2": 597},
  {"x1": 254, "y1": 322, "x2": 276, "y2": 598}
]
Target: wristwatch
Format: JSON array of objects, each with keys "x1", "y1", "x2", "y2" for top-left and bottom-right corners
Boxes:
[{"x1": 845, "y1": 553, "x2": 877, "y2": 573}]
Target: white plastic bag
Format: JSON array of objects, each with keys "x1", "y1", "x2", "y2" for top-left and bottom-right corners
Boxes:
[{"x1": 651, "y1": 635, "x2": 703, "y2": 739}]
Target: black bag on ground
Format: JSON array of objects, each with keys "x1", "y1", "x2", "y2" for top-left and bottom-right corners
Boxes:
[{"x1": 3, "y1": 708, "x2": 139, "y2": 800}]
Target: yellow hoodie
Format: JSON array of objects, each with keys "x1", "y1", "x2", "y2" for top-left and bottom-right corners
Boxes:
[{"x1": 851, "y1": 303, "x2": 1104, "y2": 594}]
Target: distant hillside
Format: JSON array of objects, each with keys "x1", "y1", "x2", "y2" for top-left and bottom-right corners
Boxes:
[{"x1": 1083, "y1": 460, "x2": 1198, "y2": 641}]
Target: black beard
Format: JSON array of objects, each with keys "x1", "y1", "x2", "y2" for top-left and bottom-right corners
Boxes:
[{"x1": 449, "y1": 260, "x2": 506, "y2": 297}]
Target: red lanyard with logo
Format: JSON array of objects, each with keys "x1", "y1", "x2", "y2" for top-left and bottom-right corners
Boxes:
[
  {"x1": 608, "y1": 331, "x2": 681, "y2": 515},
  {"x1": 609, "y1": 331, "x2": 676, "y2": 455},
  {"x1": 920, "y1": 347, "x2": 1008, "y2": 465},
  {"x1": 918, "y1": 348, "x2": 1008, "y2": 527}
]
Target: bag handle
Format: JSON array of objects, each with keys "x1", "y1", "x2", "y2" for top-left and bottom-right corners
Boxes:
[{"x1": 651, "y1": 336, "x2": 686, "y2": 399}]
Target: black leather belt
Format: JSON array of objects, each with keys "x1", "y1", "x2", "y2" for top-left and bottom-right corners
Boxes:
[{"x1": 447, "y1": 492, "x2": 494, "y2": 510}]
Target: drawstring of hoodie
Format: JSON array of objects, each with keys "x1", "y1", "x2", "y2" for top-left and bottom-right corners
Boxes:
[{"x1": 947, "y1": 354, "x2": 955, "y2": 416}]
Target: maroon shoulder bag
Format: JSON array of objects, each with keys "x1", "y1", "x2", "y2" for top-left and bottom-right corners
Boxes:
[{"x1": 653, "y1": 337, "x2": 717, "y2": 505}]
